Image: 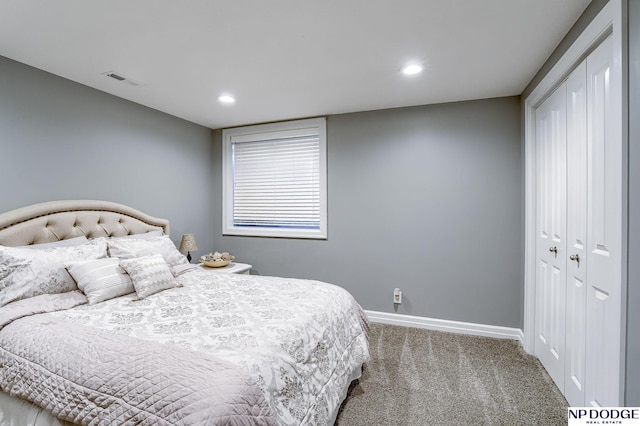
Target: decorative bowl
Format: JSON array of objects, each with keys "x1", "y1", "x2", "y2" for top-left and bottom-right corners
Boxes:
[
  {"x1": 199, "y1": 251, "x2": 234, "y2": 268},
  {"x1": 201, "y1": 259, "x2": 230, "y2": 268}
]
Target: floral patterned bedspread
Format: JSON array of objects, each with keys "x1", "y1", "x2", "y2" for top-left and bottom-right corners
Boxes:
[{"x1": 47, "y1": 268, "x2": 370, "y2": 426}]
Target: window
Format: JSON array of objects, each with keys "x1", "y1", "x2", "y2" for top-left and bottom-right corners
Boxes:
[{"x1": 222, "y1": 118, "x2": 327, "y2": 239}]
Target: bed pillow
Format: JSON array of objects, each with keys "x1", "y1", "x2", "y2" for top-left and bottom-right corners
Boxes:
[
  {"x1": 119, "y1": 254, "x2": 177, "y2": 298},
  {"x1": 66, "y1": 257, "x2": 134, "y2": 305},
  {"x1": 107, "y1": 236, "x2": 189, "y2": 268},
  {"x1": 113, "y1": 230, "x2": 164, "y2": 240},
  {"x1": 0, "y1": 239, "x2": 108, "y2": 307},
  {"x1": 19, "y1": 236, "x2": 89, "y2": 249}
]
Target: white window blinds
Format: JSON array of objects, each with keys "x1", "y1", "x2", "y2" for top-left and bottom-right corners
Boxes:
[
  {"x1": 232, "y1": 129, "x2": 320, "y2": 229},
  {"x1": 223, "y1": 118, "x2": 327, "y2": 239}
]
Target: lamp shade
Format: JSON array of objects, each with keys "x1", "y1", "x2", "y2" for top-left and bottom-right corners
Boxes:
[{"x1": 179, "y1": 234, "x2": 198, "y2": 252}]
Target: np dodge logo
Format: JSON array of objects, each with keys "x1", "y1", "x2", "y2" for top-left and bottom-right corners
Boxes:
[{"x1": 568, "y1": 408, "x2": 640, "y2": 425}]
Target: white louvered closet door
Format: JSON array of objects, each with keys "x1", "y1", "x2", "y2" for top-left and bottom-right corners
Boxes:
[{"x1": 534, "y1": 34, "x2": 621, "y2": 406}]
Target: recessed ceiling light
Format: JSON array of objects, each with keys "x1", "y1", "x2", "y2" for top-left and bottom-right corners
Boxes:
[
  {"x1": 402, "y1": 64, "x2": 423, "y2": 75},
  {"x1": 218, "y1": 94, "x2": 235, "y2": 104}
]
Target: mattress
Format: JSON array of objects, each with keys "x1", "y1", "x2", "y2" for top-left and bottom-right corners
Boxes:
[{"x1": 0, "y1": 268, "x2": 370, "y2": 425}]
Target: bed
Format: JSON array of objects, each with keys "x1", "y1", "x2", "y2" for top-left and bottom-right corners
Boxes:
[{"x1": 0, "y1": 200, "x2": 370, "y2": 426}]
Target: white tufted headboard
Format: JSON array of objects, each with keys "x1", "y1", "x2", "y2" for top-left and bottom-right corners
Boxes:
[{"x1": 0, "y1": 200, "x2": 170, "y2": 247}]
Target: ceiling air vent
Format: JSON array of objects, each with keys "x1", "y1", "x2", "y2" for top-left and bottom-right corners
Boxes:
[
  {"x1": 101, "y1": 71, "x2": 146, "y2": 87},
  {"x1": 106, "y1": 72, "x2": 126, "y2": 81}
]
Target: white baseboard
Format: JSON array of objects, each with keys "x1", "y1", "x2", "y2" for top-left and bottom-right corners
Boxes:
[{"x1": 365, "y1": 310, "x2": 525, "y2": 345}]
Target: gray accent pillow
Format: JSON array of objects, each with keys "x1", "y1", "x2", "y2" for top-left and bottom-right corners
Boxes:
[{"x1": 119, "y1": 254, "x2": 177, "y2": 298}]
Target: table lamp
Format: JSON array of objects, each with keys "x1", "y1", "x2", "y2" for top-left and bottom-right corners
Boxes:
[{"x1": 179, "y1": 234, "x2": 198, "y2": 263}]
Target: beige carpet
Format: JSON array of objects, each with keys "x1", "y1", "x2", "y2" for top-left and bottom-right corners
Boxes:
[{"x1": 335, "y1": 323, "x2": 568, "y2": 425}]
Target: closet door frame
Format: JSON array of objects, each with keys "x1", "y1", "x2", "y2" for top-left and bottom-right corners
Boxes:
[{"x1": 523, "y1": 0, "x2": 626, "y2": 405}]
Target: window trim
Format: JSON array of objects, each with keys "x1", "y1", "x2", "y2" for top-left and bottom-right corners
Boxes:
[{"x1": 222, "y1": 117, "x2": 327, "y2": 239}]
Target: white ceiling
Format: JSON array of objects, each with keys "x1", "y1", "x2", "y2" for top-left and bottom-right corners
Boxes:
[{"x1": 0, "y1": 1, "x2": 590, "y2": 129}]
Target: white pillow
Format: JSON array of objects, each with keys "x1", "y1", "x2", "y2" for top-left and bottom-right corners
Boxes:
[
  {"x1": 107, "y1": 236, "x2": 188, "y2": 268},
  {"x1": 113, "y1": 230, "x2": 164, "y2": 240},
  {"x1": 66, "y1": 257, "x2": 134, "y2": 305},
  {"x1": 119, "y1": 254, "x2": 177, "y2": 298},
  {"x1": 0, "y1": 239, "x2": 108, "y2": 307},
  {"x1": 19, "y1": 236, "x2": 89, "y2": 249}
]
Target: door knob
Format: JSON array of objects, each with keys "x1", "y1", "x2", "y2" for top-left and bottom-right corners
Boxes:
[
  {"x1": 549, "y1": 246, "x2": 558, "y2": 254},
  {"x1": 570, "y1": 254, "x2": 580, "y2": 263}
]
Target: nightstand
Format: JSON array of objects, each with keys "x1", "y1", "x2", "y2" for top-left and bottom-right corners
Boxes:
[{"x1": 199, "y1": 262, "x2": 252, "y2": 275}]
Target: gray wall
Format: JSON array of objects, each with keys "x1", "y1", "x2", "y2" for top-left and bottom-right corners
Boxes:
[
  {"x1": 626, "y1": 0, "x2": 639, "y2": 407},
  {"x1": 0, "y1": 56, "x2": 213, "y2": 253},
  {"x1": 212, "y1": 97, "x2": 523, "y2": 328},
  {"x1": 523, "y1": 0, "x2": 638, "y2": 406}
]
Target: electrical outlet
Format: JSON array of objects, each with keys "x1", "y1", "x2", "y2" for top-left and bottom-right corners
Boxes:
[{"x1": 393, "y1": 288, "x2": 402, "y2": 304}]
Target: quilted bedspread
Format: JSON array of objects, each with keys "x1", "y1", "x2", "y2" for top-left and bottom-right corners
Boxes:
[
  {"x1": 0, "y1": 314, "x2": 276, "y2": 425},
  {"x1": 0, "y1": 269, "x2": 370, "y2": 425}
]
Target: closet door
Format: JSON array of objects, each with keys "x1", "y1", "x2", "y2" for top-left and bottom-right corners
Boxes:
[
  {"x1": 564, "y1": 61, "x2": 588, "y2": 407},
  {"x1": 532, "y1": 33, "x2": 621, "y2": 407},
  {"x1": 534, "y1": 82, "x2": 567, "y2": 392},
  {"x1": 585, "y1": 35, "x2": 621, "y2": 407}
]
